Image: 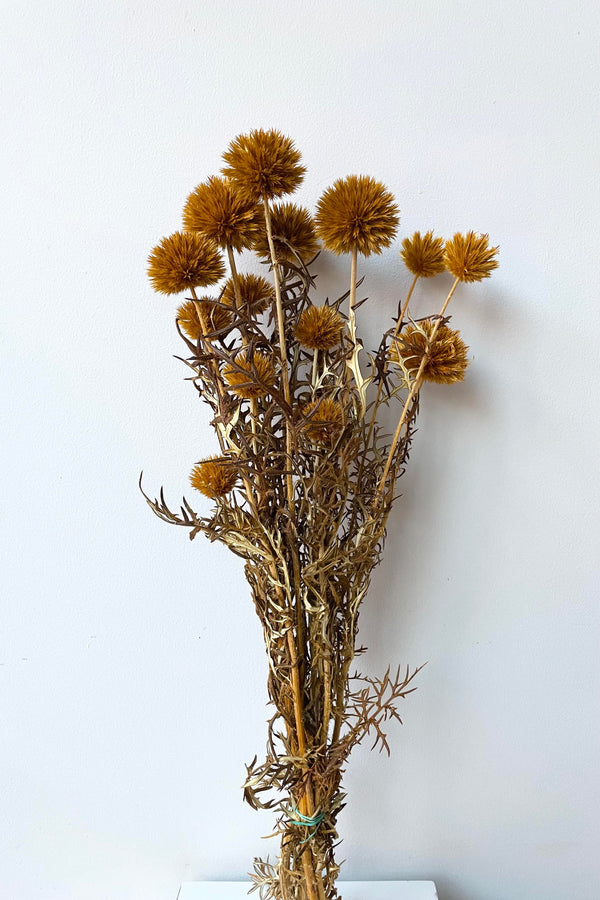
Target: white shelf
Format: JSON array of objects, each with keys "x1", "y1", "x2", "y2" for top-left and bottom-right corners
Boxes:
[{"x1": 178, "y1": 882, "x2": 438, "y2": 900}]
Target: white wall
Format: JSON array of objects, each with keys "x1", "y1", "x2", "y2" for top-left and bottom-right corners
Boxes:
[{"x1": 2, "y1": 2, "x2": 599, "y2": 899}]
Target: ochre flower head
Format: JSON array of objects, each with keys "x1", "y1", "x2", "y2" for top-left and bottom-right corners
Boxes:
[
  {"x1": 300, "y1": 397, "x2": 345, "y2": 444},
  {"x1": 400, "y1": 230, "x2": 446, "y2": 277},
  {"x1": 444, "y1": 231, "x2": 499, "y2": 282},
  {"x1": 223, "y1": 350, "x2": 278, "y2": 399},
  {"x1": 221, "y1": 129, "x2": 306, "y2": 203},
  {"x1": 315, "y1": 175, "x2": 399, "y2": 257},
  {"x1": 390, "y1": 320, "x2": 470, "y2": 384},
  {"x1": 182, "y1": 176, "x2": 263, "y2": 252},
  {"x1": 222, "y1": 273, "x2": 274, "y2": 316},
  {"x1": 295, "y1": 305, "x2": 345, "y2": 351},
  {"x1": 253, "y1": 202, "x2": 320, "y2": 265},
  {"x1": 190, "y1": 456, "x2": 238, "y2": 499},
  {"x1": 176, "y1": 299, "x2": 234, "y2": 341},
  {"x1": 148, "y1": 232, "x2": 225, "y2": 295}
]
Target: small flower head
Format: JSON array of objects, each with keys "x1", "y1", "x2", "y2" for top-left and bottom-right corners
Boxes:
[
  {"x1": 182, "y1": 176, "x2": 263, "y2": 252},
  {"x1": 148, "y1": 232, "x2": 225, "y2": 295},
  {"x1": 223, "y1": 350, "x2": 278, "y2": 399},
  {"x1": 222, "y1": 273, "x2": 274, "y2": 316},
  {"x1": 444, "y1": 231, "x2": 499, "y2": 282},
  {"x1": 176, "y1": 298, "x2": 233, "y2": 341},
  {"x1": 221, "y1": 129, "x2": 306, "y2": 203},
  {"x1": 315, "y1": 175, "x2": 399, "y2": 257},
  {"x1": 300, "y1": 397, "x2": 345, "y2": 445},
  {"x1": 390, "y1": 320, "x2": 470, "y2": 384},
  {"x1": 253, "y1": 202, "x2": 320, "y2": 265},
  {"x1": 295, "y1": 305, "x2": 345, "y2": 351},
  {"x1": 401, "y1": 230, "x2": 446, "y2": 277},
  {"x1": 190, "y1": 456, "x2": 238, "y2": 499}
]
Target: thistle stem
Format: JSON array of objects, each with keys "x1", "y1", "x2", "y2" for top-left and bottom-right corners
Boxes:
[
  {"x1": 226, "y1": 244, "x2": 243, "y2": 311},
  {"x1": 263, "y1": 197, "x2": 294, "y2": 510},
  {"x1": 377, "y1": 276, "x2": 461, "y2": 495},
  {"x1": 393, "y1": 273, "x2": 419, "y2": 347},
  {"x1": 349, "y1": 246, "x2": 358, "y2": 317},
  {"x1": 190, "y1": 286, "x2": 226, "y2": 454},
  {"x1": 311, "y1": 349, "x2": 319, "y2": 390}
]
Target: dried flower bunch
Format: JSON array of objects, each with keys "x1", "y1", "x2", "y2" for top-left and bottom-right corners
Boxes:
[{"x1": 144, "y1": 129, "x2": 498, "y2": 900}]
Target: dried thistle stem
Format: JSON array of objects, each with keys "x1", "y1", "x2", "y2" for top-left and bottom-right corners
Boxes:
[
  {"x1": 226, "y1": 244, "x2": 243, "y2": 311},
  {"x1": 393, "y1": 272, "x2": 419, "y2": 344},
  {"x1": 377, "y1": 276, "x2": 461, "y2": 493},
  {"x1": 349, "y1": 246, "x2": 358, "y2": 317},
  {"x1": 263, "y1": 197, "x2": 294, "y2": 510}
]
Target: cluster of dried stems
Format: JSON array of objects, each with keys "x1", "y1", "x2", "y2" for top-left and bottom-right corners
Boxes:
[{"x1": 143, "y1": 130, "x2": 498, "y2": 900}]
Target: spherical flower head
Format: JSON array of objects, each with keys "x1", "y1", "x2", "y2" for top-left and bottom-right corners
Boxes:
[
  {"x1": 176, "y1": 298, "x2": 233, "y2": 341},
  {"x1": 223, "y1": 350, "x2": 278, "y2": 399},
  {"x1": 315, "y1": 174, "x2": 399, "y2": 257},
  {"x1": 190, "y1": 456, "x2": 238, "y2": 499},
  {"x1": 444, "y1": 231, "x2": 499, "y2": 282},
  {"x1": 253, "y1": 202, "x2": 320, "y2": 265},
  {"x1": 222, "y1": 273, "x2": 274, "y2": 316},
  {"x1": 148, "y1": 231, "x2": 225, "y2": 295},
  {"x1": 390, "y1": 320, "x2": 470, "y2": 384},
  {"x1": 300, "y1": 397, "x2": 345, "y2": 445},
  {"x1": 221, "y1": 129, "x2": 306, "y2": 203},
  {"x1": 400, "y1": 230, "x2": 446, "y2": 277},
  {"x1": 295, "y1": 305, "x2": 345, "y2": 351},
  {"x1": 182, "y1": 176, "x2": 263, "y2": 252}
]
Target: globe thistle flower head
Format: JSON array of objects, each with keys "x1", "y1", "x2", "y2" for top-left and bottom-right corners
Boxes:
[
  {"x1": 176, "y1": 298, "x2": 234, "y2": 341},
  {"x1": 190, "y1": 456, "x2": 238, "y2": 499},
  {"x1": 223, "y1": 350, "x2": 278, "y2": 399},
  {"x1": 295, "y1": 305, "x2": 345, "y2": 351},
  {"x1": 401, "y1": 230, "x2": 446, "y2": 278},
  {"x1": 182, "y1": 176, "x2": 263, "y2": 252},
  {"x1": 148, "y1": 232, "x2": 225, "y2": 295},
  {"x1": 221, "y1": 129, "x2": 306, "y2": 203},
  {"x1": 253, "y1": 202, "x2": 320, "y2": 265},
  {"x1": 390, "y1": 320, "x2": 470, "y2": 385},
  {"x1": 222, "y1": 273, "x2": 274, "y2": 316},
  {"x1": 444, "y1": 231, "x2": 499, "y2": 282},
  {"x1": 315, "y1": 175, "x2": 399, "y2": 257},
  {"x1": 300, "y1": 397, "x2": 345, "y2": 445}
]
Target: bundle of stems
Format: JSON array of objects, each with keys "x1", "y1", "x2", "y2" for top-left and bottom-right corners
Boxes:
[{"x1": 143, "y1": 130, "x2": 498, "y2": 900}]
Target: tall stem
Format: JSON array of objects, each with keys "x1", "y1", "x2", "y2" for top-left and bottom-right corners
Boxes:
[
  {"x1": 377, "y1": 276, "x2": 461, "y2": 495},
  {"x1": 262, "y1": 200, "x2": 323, "y2": 900},
  {"x1": 263, "y1": 197, "x2": 294, "y2": 510},
  {"x1": 226, "y1": 244, "x2": 243, "y2": 311},
  {"x1": 349, "y1": 246, "x2": 358, "y2": 317}
]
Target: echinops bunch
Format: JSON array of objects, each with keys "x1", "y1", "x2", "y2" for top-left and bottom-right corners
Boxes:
[{"x1": 144, "y1": 129, "x2": 498, "y2": 900}]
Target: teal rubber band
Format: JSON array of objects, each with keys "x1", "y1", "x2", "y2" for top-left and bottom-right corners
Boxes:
[{"x1": 286, "y1": 805, "x2": 325, "y2": 844}]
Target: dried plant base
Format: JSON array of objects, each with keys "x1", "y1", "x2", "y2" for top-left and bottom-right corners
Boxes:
[{"x1": 177, "y1": 882, "x2": 438, "y2": 900}]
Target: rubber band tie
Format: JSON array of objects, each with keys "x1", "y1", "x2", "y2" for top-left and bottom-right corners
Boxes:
[{"x1": 286, "y1": 805, "x2": 325, "y2": 844}]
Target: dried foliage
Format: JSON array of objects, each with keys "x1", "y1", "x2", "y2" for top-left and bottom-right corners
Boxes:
[{"x1": 144, "y1": 130, "x2": 499, "y2": 900}]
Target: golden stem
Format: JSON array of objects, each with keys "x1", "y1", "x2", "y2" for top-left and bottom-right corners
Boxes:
[
  {"x1": 392, "y1": 272, "x2": 419, "y2": 348},
  {"x1": 349, "y1": 246, "x2": 358, "y2": 316},
  {"x1": 311, "y1": 349, "x2": 319, "y2": 389},
  {"x1": 226, "y1": 244, "x2": 243, "y2": 311},
  {"x1": 263, "y1": 197, "x2": 294, "y2": 510},
  {"x1": 377, "y1": 276, "x2": 461, "y2": 494},
  {"x1": 226, "y1": 243, "x2": 260, "y2": 449}
]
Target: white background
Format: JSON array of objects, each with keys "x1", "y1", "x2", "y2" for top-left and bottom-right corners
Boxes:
[{"x1": 2, "y1": 2, "x2": 599, "y2": 899}]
